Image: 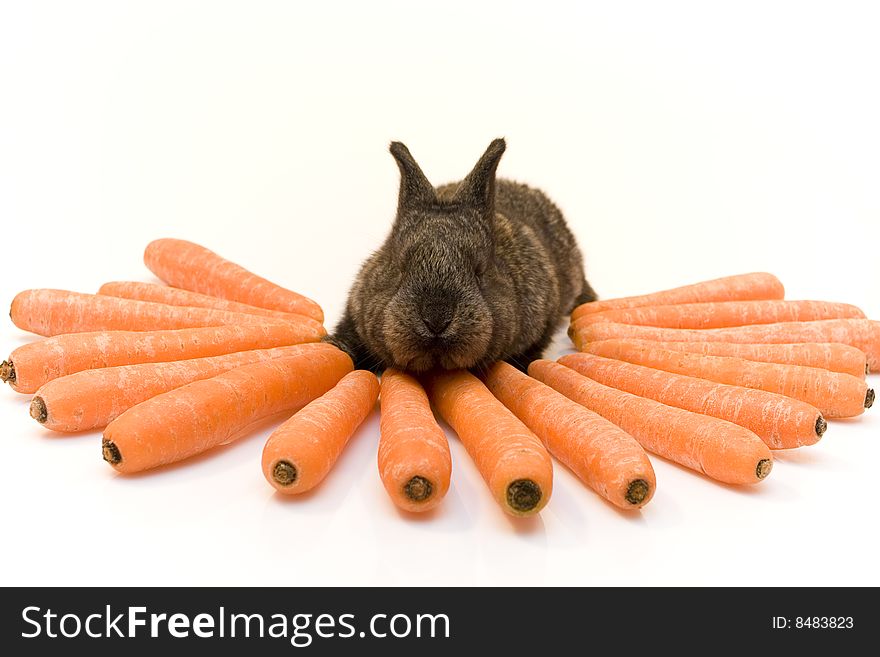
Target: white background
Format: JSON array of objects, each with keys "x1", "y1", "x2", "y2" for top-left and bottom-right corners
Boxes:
[{"x1": 1, "y1": 1, "x2": 878, "y2": 586}]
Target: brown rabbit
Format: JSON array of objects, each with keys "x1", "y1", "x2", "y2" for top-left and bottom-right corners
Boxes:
[{"x1": 327, "y1": 138, "x2": 595, "y2": 372}]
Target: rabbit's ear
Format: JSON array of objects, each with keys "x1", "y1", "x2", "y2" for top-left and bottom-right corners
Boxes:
[
  {"x1": 452, "y1": 138, "x2": 506, "y2": 210},
  {"x1": 390, "y1": 141, "x2": 436, "y2": 209}
]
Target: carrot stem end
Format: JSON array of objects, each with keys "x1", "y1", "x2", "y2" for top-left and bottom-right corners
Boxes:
[
  {"x1": 506, "y1": 479, "x2": 542, "y2": 514},
  {"x1": 756, "y1": 459, "x2": 773, "y2": 480},
  {"x1": 29, "y1": 397, "x2": 47, "y2": 424},
  {"x1": 625, "y1": 479, "x2": 650, "y2": 505},
  {"x1": 0, "y1": 359, "x2": 14, "y2": 385},
  {"x1": 865, "y1": 388, "x2": 875, "y2": 409},
  {"x1": 815, "y1": 416, "x2": 827, "y2": 438},
  {"x1": 273, "y1": 460, "x2": 298, "y2": 487},
  {"x1": 102, "y1": 439, "x2": 122, "y2": 466},
  {"x1": 403, "y1": 475, "x2": 433, "y2": 502}
]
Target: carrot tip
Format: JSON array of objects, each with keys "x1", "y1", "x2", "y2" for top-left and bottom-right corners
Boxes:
[
  {"x1": 102, "y1": 439, "x2": 122, "y2": 466},
  {"x1": 29, "y1": 396, "x2": 47, "y2": 424},
  {"x1": 403, "y1": 475, "x2": 433, "y2": 503},
  {"x1": 865, "y1": 388, "x2": 875, "y2": 410},
  {"x1": 815, "y1": 416, "x2": 828, "y2": 438},
  {"x1": 272, "y1": 460, "x2": 298, "y2": 487},
  {"x1": 625, "y1": 479, "x2": 650, "y2": 505},
  {"x1": 0, "y1": 359, "x2": 14, "y2": 385},
  {"x1": 506, "y1": 479, "x2": 542, "y2": 514},
  {"x1": 756, "y1": 459, "x2": 773, "y2": 481}
]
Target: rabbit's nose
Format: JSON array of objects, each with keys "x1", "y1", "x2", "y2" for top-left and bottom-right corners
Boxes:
[{"x1": 421, "y1": 304, "x2": 453, "y2": 336}]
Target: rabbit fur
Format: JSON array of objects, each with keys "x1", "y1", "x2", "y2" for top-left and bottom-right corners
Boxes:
[{"x1": 327, "y1": 138, "x2": 595, "y2": 373}]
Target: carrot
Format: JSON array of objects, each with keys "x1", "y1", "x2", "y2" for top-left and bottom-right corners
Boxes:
[
  {"x1": 103, "y1": 349, "x2": 353, "y2": 473},
  {"x1": 581, "y1": 340, "x2": 872, "y2": 419},
  {"x1": 1, "y1": 323, "x2": 323, "y2": 395},
  {"x1": 570, "y1": 319, "x2": 880, "y2": 372},
  {"x1": 559, "y1": 353, "x2": 826, "y2": 449},
  {"x1": 425, "y1": 369, "x2": 553, "y2": 517},
  {"x1": 529, "y1": 360, "x2": 773, "y2": 485},
  {"x1": 10, "y1": 289, "x2": 323, "y2": 337},
  {"x1": 573, "y1": 300, "x2": 864, "y2": 330},
  {"x1": 378, "y1": 369, "x2": 452, "y2": 513},
  {"x1": 32, "y1": 343, "x2": 339, "y2": 433},
  {"x1": 144, "y1": 238, "x2": 323, "y2": 322},
  {"x1": 481, "y1": 361, "x2": 655, "y2": 509},
  {"x1": 589, "y1": 339, "x2": 867, "y2": 378},
  {"x1": 571, "y1": 272, "x2": 784, "y2": 320},
  {"x1": 262, "y1": 371, "x2": 380, "y2": 494},
  {"x1": 98, "y1": 281, "x2": 307, "y2": 322}
]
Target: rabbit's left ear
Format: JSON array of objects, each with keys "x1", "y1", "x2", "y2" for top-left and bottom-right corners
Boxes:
[
  {"x1": 389, "y1": 141, "x2": 436, "y2": 210},
  {"x1": 452, "y1": 138, "x2": 506, "y2": 210}
]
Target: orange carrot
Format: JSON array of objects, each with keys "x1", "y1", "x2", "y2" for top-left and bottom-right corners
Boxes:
[
  {"x1": 32, "y1": 343, "x2": 339, "y2": 432},
  {"x1": 99, "y1": 281, "x2": 307, "y2": 322},
  {"x1": 103, "y1": 349, "x2": 353, "y2": 473},
  {"x1": 1, "y1": 323, "x2": 324, "y2": 395},
  {"x1": 559, "y1": 353, "x2": 825, "y2": 449},
  {"x1": 144, "y1": 238, "x2": 323, "y2": 322},
  {"x1": 378, "y1": 369, "x2": 452, "y2": 512},
  {"x1": 570, "y1": 319, "x2": 880, "y2": 371},
  {"x1": 482, "y1": 361, "x2": 655, "y2": 509},
  {"x1": 571, "y1": 272, "x2": 784, "y2": 320},
  {"x1": 589, "y1": 339, "x2": 867, "y2": 378},
  {"x1": 573, "y1": 300, "x2": 864, "y2": 330},
  {"x1": 529, "y1": 360, "x2": 773, "y2": 485},
  {"x1": 10, "y1": 289, "x2": 323, "y2": 337},
  {"x1": 581, "y1": 340, "x2": 872, "y2": 419},
  {"x1": 262, "y1": 371, "x2": 380, "y2": 494},
  {"x1": 425, "y1": 369, "x2": 553, "y2": 517}
]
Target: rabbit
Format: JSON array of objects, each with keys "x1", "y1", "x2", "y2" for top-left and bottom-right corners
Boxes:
[{"x1": 326, "y1": 138, "x2": 596, "y2": 373}]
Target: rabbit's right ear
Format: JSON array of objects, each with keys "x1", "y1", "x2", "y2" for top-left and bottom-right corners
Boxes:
[
  {"x1": 389, "y1": 141, "x2": 436, "y2": 209},
  {"x1": 452, "y1": 138, "x2": 506, "y2": 211}
]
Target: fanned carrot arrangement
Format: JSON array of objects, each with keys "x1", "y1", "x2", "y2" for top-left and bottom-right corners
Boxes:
[
  {"x1": 98, "y1": 281, "x2": 307, "y2": 322},
  {"x1": 262, "y1": 370, "x2": 379, "y2": 494},
  {"x1": 560, "y1": 274, "x2": 875, "y2": 480},
  {"x1": 32, "y1": 342, "x2": 340, "y2": 432},
  {"x1": 559, "y1": 353, "x2": 824, "y2": 449},
  {"x1": 579, "y1": 339, "x2": 871, "y2": 418},
  {"x1": 144, "y1": 238, "x2": 324, "y2": 322},
  {"x1": 481, "y1": 362, "x2": 655, "y2": 509},
  {"x1": 378, "y1": 368, "x2": 452, "y2": 513},
  {"x1": 583, "y1": 339, "x2": 868, "y2": 378},
  {"x1": 529, "y1": 359, "x2": 773, "y2": 485},
  {"x1": 572, "y1": 299, "x2": 865, "y2": 330},
  {"x1": 11, "y1": 289, "x2": 305, "y2": 336},
  {"x1": 570, "y1": 272, "x2": 785, "y2": 320},
  {"x1": 426, "y1": 369, "x2": 554, "y2": 517},
  {"x1": 104, "y1": 349, "x2": 353, "y2": 473},
  {"x1": 1, "y1": 322, "x2": 324, "y2": 394},
  {"x1": 570, "y1": 318, "x2": 880, "y2": 371},
  {"x1": 3, "y1": 246, "x2": 877, "y2": 522}
]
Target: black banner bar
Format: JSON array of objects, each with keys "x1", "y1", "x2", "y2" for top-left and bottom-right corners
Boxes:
[{"x1": 1, "y1": 587, "x2": 869, "y2": 655}]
